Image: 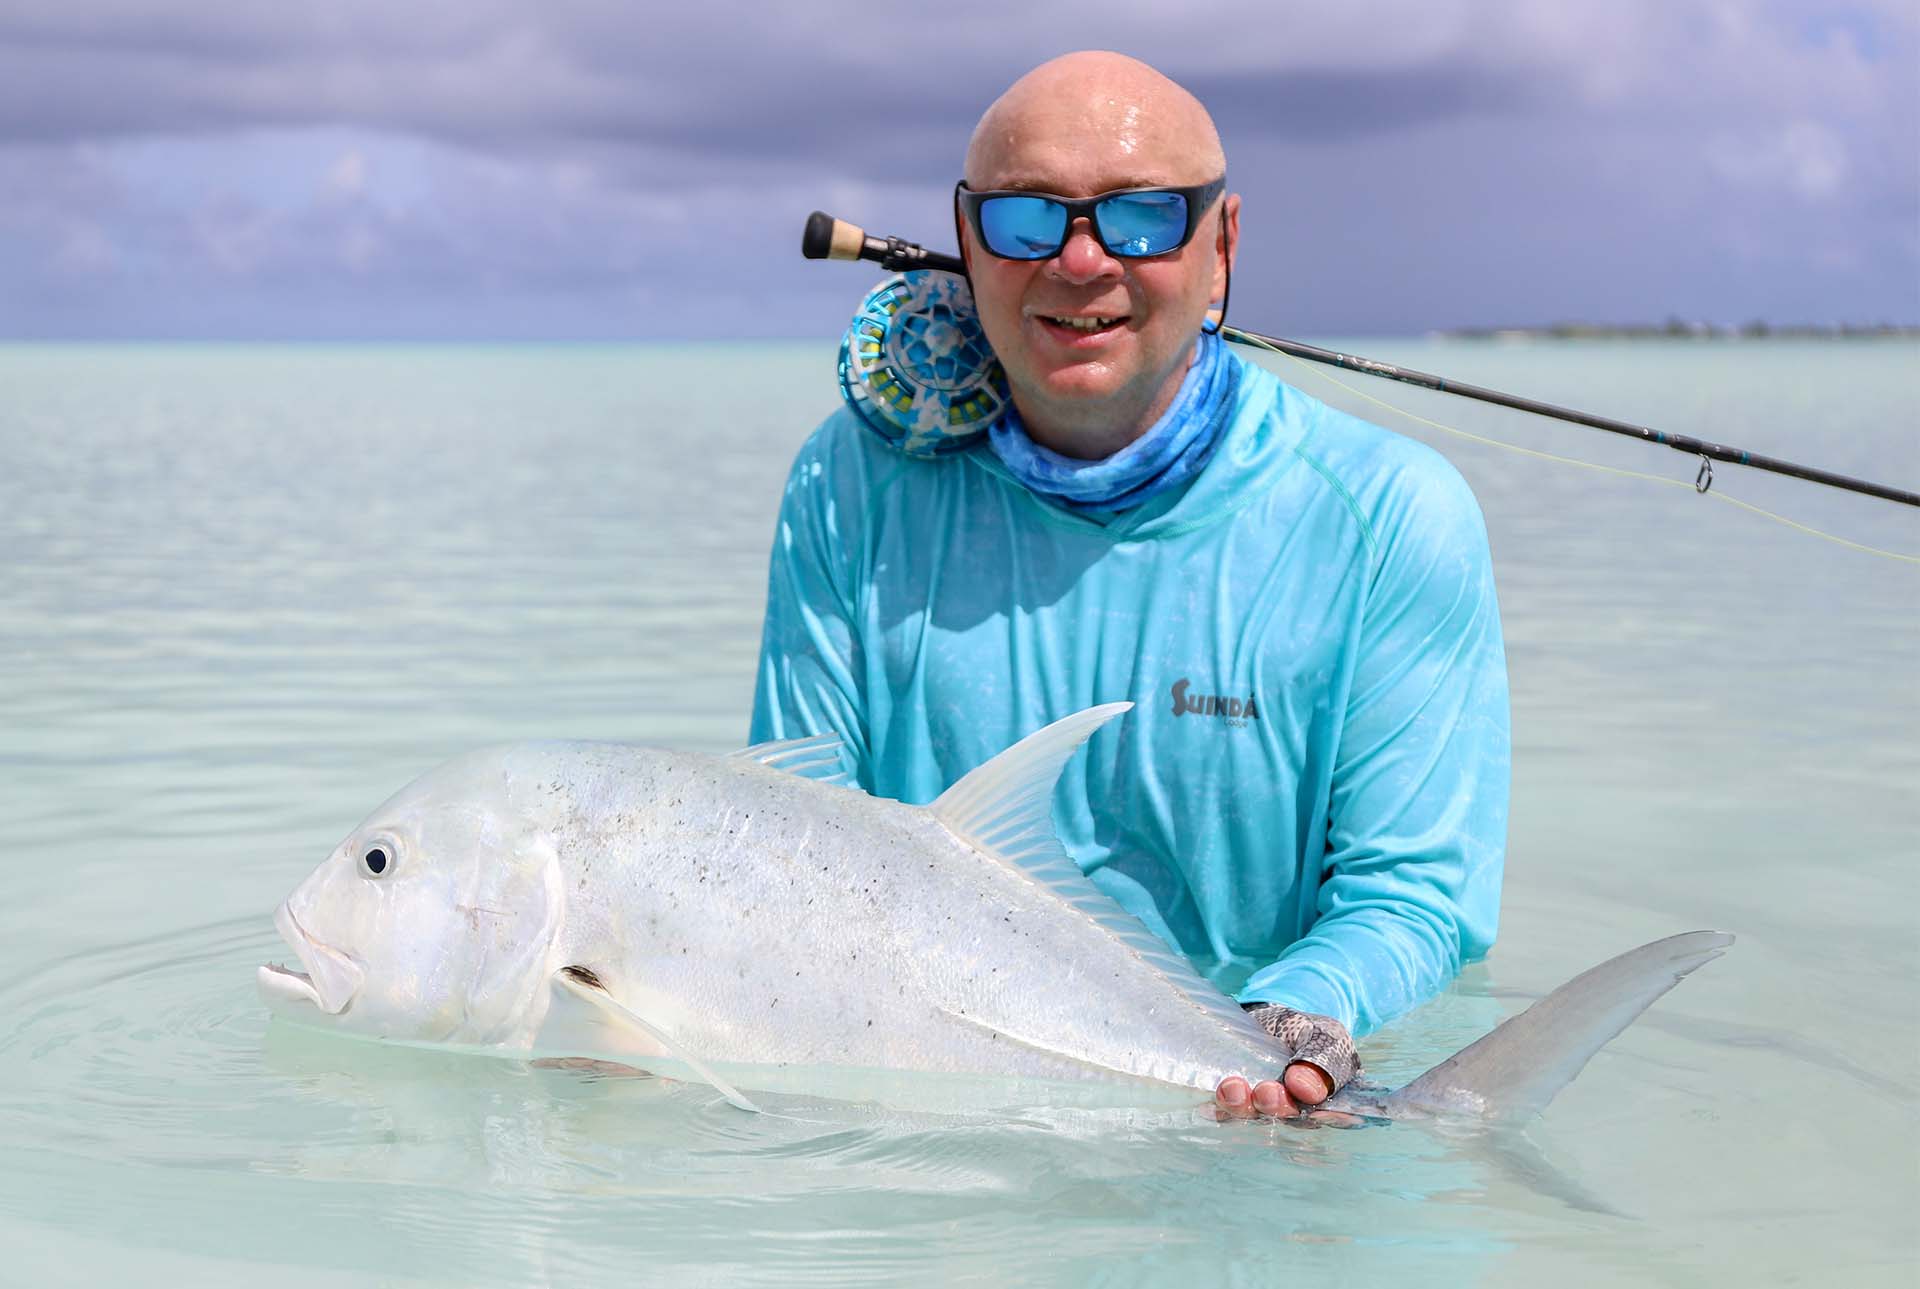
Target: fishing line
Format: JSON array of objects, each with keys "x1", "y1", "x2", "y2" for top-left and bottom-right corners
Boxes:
[
  {"x1": 801, "y1": 212, "x2": 1920, "y2": 564},
  {"x1": 1223, "y1": 327, "x2": 1920, "y2": 567}
]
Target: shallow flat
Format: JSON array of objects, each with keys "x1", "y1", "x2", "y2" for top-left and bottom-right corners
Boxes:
[{"x1": 0, "y1": 339, "x2": 1912, "y2": 1285}]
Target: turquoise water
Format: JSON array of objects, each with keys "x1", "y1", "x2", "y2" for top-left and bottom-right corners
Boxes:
[{"x1": 0, "y1": 339, "x2": 1914, "y2": 1285}]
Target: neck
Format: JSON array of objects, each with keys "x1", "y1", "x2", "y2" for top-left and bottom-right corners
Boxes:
[{"x1": 1015, "y1": 341, "x2": 1197, "y2": 459}]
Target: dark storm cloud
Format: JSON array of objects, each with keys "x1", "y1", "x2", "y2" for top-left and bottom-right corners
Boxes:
[{"x1": 0, "y1": 3, "x2": 1561, "y2": 162}]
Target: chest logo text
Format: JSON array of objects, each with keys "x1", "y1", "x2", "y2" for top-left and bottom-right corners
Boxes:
[{"x1": 1170, "y1": 679, "x2": 1259, "y2": 725}]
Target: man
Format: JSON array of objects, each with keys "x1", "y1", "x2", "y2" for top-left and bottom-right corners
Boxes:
[{"x1": 752, "y1": 51, "x2": 1509, "y2": 1117}]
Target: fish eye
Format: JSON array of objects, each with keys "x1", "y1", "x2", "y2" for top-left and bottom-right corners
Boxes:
[{"x1": 358, "y1": 838, "x2": 398, "y2": 879}]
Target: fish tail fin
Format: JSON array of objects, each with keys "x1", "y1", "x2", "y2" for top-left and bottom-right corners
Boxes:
[{"x1": 1387, "y1": 931, "x2": 1733, "y2": 1122}]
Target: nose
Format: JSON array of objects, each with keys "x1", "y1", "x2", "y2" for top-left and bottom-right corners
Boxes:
[{"x1": 1049, "y1": 217, "x2": 1121, "y2": 284}]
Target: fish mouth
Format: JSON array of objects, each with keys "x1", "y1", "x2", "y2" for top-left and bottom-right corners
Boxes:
[{"x1": 257, "y1": 904, "x2": 363, "y2": 1016}]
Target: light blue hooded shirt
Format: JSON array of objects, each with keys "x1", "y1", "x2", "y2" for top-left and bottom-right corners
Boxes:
[{"x1": 749, "y1": 351, "x2": 1509, "y2": 1036}]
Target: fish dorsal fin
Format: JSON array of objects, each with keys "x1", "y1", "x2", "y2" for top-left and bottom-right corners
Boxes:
[
  {"x1": 927, "y1": 703, "x2": 1265, "y2": 1041},
  {"x1": 730, "y1": 733, "x2": 855, "y2": 789},
  {"x1": 547, "y1": 968, "x2": 760, "y2": 1112},
  {"x1": 1387, "y1": 930, "x2": 1734, "y2": 1122},
  {"x1": 929, "y1": 703, "x2": 1132, "y2": 868}
]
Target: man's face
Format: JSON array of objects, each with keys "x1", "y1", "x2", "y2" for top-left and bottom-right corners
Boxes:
[{"x1": 961, "y1": 117, "x2": 1236, "y2": 447}]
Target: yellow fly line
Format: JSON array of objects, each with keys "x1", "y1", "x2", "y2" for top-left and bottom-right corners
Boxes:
[{"x1": 1229, "y1": 331, "x2": 1920, "y2": 568}]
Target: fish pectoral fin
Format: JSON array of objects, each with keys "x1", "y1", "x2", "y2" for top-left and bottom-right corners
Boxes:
[{"x1": 545, "y1": 968, "x2": 760, "y2": 1113}]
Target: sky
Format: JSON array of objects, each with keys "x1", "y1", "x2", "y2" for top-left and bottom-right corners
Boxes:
[{"x1": 1, "y1": 0, "x2": 1915, "y2": 339}]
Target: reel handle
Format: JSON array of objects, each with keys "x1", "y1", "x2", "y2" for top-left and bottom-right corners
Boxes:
[{"x1": 802, "y1": 212, "x2": 966, "y2": 276}]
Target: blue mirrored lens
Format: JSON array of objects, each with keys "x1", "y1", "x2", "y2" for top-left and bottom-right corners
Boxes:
[
  {"x1": 1096, "y1": 191, "x2": 1188, "y2": 256},
  {"x1": 978, "y1": 195, "x2": 1068, "y2": 260}
]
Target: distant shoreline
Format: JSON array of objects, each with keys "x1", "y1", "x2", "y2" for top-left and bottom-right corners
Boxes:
[
  {"x1": 1434, "y1": 321, "x2": 1919, "y2": 341},
  {"x1": 0, "y1": 326, "x2": 1915, "y2": 345}
]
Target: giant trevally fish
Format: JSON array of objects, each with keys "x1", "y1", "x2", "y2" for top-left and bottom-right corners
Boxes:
[{"x1": 259, "y1": 703, "x2": 1729, "y2": 1119}]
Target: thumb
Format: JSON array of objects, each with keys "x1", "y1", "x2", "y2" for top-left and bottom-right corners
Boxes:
[{"x1": 1283, "y1": 1062, "x2": 1334, "y2": 1106}]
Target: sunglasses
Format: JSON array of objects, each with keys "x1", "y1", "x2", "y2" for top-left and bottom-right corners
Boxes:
[{"x1": 955, "y1": 177, "x2": 1226, "y2": 261}]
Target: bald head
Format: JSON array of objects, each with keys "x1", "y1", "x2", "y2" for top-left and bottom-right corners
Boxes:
[
  {"x1": 957, "y1": 52, "x2": 1239, "y2": 456},
  {"x1": 965, "y1": 51, "x2": 1225, "y2": 190}
]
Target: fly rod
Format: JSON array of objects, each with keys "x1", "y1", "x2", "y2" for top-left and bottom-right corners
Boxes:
[{"x1": 802, "y1": 211, "x2": 1920, "y2": 510}]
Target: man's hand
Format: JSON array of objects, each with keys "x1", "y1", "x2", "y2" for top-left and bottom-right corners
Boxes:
[{"x1": 1214, "y1": 1006, "x2": 1358, "y2": 1119}]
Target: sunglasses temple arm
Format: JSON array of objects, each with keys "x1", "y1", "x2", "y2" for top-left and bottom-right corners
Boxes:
[
  {"x1": 1205, "y1": 259, "x2": 1232, "y2": 334},
  {"x1": 1195, "y1": 193, "x2": 1234, "y2": 332},
  {"x1": 803, "y1": 212, "x2": 966, "y2": 275}
]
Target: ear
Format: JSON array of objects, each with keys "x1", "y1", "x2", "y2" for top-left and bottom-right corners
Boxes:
[
  {"x1": 1214, "y1": 193, "x2": 1241, "y2": 293},
  {"x1": 1204, "y1": 193, "x2": 1240, "y2": 330}
]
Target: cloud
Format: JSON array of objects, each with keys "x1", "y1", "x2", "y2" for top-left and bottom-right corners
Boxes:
[
  {"x1": 0, "y1": 0, "x2": 1912, "y2": 337},
  {"x1": 0, "y1": 2, "x2": 1878, "y2": 162},
  {"x1": 326, "y1": 149, "x2": 367, "y2": 197},
  {"x1": 1709, "y1": 119, "x2": 1851, "y2": 201}
]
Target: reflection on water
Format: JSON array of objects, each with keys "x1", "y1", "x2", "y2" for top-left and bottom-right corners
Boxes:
[
  {"x1": 0, "y1": 341, "x2": 1914, "y2": 1285},
  {"x1": 0, "y1": 918, "x2": 1518, "y2": 1286}
]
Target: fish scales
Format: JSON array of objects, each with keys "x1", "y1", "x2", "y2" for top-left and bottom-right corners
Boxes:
[{"x1": 529, "y1": 741, "x2": 1287, "y2": 1089}]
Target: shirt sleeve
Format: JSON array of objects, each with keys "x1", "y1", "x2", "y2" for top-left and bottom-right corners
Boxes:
[
  {"x1": 748, "y1": 418, "x2": 875, "y2": 787},
  {"x1": 1238, "y1": 454, "x2": 1510, "y2": 1036}
]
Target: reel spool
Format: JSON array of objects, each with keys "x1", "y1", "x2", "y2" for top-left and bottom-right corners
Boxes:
[{"x1": 837, "y1": 270, "x2": 1008, "y2": 458}]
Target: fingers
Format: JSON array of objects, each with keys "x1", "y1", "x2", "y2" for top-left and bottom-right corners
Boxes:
[
  {"x1": 1250, "y1": 1079, "x2": 1296, "y2": 1116},
  {"x1": 1214, "y1": 1075, "x2": 1298, "y2": 1119},
  {"x1": 1215, "y1": 1074, "x2": 1252, "y2": 1117},
  {"x1": 1284, "y1": 1062, "x2": 1334, "y2": 1107}
]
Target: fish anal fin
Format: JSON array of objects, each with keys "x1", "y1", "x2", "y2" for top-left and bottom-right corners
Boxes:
[
  {"x1": 935, "y1": 1004, "x2": 1094, "y2": 1071},
  {"x1": 545, "y1": 968, "x2": 760, "y2": 1113}
]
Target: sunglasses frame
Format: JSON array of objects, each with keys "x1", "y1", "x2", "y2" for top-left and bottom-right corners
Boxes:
[{"x1": 954, "y1": 177, "x2": 1227, "y2": 261}]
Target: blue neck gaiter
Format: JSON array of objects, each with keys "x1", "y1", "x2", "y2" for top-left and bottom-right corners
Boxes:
[{"x1": 987, "y1": 331, "x2": 1239, "y2": 514}]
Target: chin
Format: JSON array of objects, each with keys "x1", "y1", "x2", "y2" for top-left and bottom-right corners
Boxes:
[{"x1": 1031, "y1": 359, "x2": 1132, "y2": 405}]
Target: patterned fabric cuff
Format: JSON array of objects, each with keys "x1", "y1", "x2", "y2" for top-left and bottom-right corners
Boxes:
[{"x1": 1244, "y1": 1004, "x2": 1361, "y2": 1092}]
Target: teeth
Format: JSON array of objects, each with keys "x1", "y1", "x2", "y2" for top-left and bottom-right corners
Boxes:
[{"x1": 1050, "y1": 316, "x2": 1117, "y2": 332}]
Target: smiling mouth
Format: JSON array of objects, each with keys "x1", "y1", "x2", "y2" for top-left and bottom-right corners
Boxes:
[
  {"x1": 1040, "y1": 314, "x2": 1127, "y2": 335},
  {"x1": 257, "y1": 904, "x2": 361, "y2": 1016}
]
